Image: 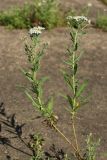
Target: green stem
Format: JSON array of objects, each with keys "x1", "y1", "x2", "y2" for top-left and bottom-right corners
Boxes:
[
  {"x1": 72, "y1": 117, "x2": 79, "y2": 152},
  {"x1": 52, "y1": 124, "x2": 83, "y2": 160},
  {"x1": 72, "y1": 30, "x2": 78, "y2": 96},
  {"x1": 33, "y1": 71, "x2": 36, "y2": 81},
  {"x1": 71, "y1": 30, "x2": 81, "y2": 157}
]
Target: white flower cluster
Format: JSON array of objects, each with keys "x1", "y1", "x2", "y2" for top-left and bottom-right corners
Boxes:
[
  {"x1": 29, "y1": 26, "x2": 45, "y2": 36},
  {"x1": 67, "y1": 16, "x2": 90, "y2": 24},
  {"x1": 87, "y1": 2, "x2": 92, "y2": 7}
]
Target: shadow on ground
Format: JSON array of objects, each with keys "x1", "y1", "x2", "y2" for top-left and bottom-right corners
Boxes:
[{"x1": 0, "y1": 102, "x2": 75, "y2": 160}]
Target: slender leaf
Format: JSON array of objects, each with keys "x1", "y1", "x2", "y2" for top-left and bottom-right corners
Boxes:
[
  {"x1": 25, "y1": 90, "x2": 39, "y2": 109},
  {"x1": 58, "y1": 93, "x2": 68, "y2": 100},
  {"x1": 70, "y1": 31, "x2": 75, "y2": 42},
  {"x1": 76, "y1": 80, "x2": 88, "y2": 98},
  {"x1": 47, "y1": 97, "x2": 53, "y2": 114},
  {"x1": 74, "y1": 42, "x2": 78, "y2": 51},
  {"x1": 74, "y1": 51, "x2": 83, "y2": 62},
  {"x1": 63, "y1": 60, "x2": 73, "y2": 67},
  {"x1": 74, "y1": 63, "x2": 78, "y2": 75},
  {"x1": 61, "y1": 70, "x2": 73, "y2": 90},
  {"x1": 67, "y1": 95, "x2": 73, "y2": 109},
  {"x1": 39, "y1": 77, "x2": 49, "y2": 86}
]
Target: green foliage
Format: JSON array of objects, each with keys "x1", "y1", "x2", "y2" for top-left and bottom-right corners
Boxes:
[
  {"x1": 0, "y1": 5, "x2": 32, "y2": 29},
  {"x1": 29, "y1": 133, "x2": 44, "y2": 160},
  {"x1": 34, "y1": 0, "x2": 64, "y2": 29},
  {"x1": 96, "y1": 14, "x2": 107, "y2": 31},
  {"x1": 62, "y1": 18, "x2": 90, "y2": 117},
  {"x1": 85, "y1": 133, "x2": 100, "y2": 160},
  {"x1": 21, "y1": 15, "x2": 100, "y2": 159},
  {"x1": 23, "y1": 33, "x2": 57, "y2": 127},
  {"x1": 0, "y1": 0, "x2": 63, "y2": 29}
]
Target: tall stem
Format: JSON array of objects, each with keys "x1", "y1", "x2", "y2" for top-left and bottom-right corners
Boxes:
[
  {"x1": 72, "y1": 117, "x2": 79, "y2": 152},
  {"x1": 52, "y1": 124, "x2": 83, "y2": 160},
  {"x1": 72, "y1": 30, "x2": 80, "y2": 153},
  {"x1": 52, "y1": 124, "x2": 77, "y2": 152}
]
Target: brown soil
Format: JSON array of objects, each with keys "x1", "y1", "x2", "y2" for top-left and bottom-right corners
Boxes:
[{"x1": 0, "y1": 0, "x2": 107, "y2": 160}]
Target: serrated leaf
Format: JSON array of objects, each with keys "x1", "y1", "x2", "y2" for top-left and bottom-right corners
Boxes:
[{"x1": 76, "y1": 80, "x2": 88, "y2": 98}]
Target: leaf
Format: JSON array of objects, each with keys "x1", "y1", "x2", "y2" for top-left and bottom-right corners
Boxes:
[
  {"x1": 80, "y1": 93, "x2": 92, "y2": 106},
  {"x1": 75, "y1": 51, "x2": 83, "y2": 62},
  {"x1": 37, "y1": 77, "x2": 49, "y2": 98},
  {"x1": 35, "y1": 51, "x2": 44, "y2": 63},
  {"x1": 26, "y1": 73, "x2": 33, "y2": 82},
  {"x1": 33, "y1": 46, "x2": 46, "y2": 72},
  {"x1": 61, "y1": 70, "x2": 73, "y2": 90},
  {"x1": 34, "y1": 43, "x2": 47, "y2": 65},
  {"x1": 32, "y1": 83, "x2": 39, "y2": 96},
  {"x1": 20, "y1": 68, "x2": 33, "y2": 82},
  {"x1": 39, "y1": 77, "x2": 49, "y2": 86},
  {"x1": 74, "y1": 42, "x2": 78, "y2": 51},
  {"x1": 74, "y1": 63, "x2": 78, "y2": 75},
  {"x1": 66, "y1": 48, "x2": 73, "y2": 56},
  {"x1": 67, "y1": 95, "x2": 73, "y2": 109},
  {"x1": 38, "y1": 85, "x2": 43, "y2": 99},
  {"x1": 43, "y1": 97, "x2": 54, "y2": 118},
  {"x1": 20, "y1": 67, "x2": 26, "y2": 75},
  {"x1": 76, "y1": 80, "x2": 88, "y2": 98},
  {"x1": 25, "y1": 90, "x2": 39, "y2": 109},
  {"x1": 25, "y1": 44, "x2": 32, "y2": 55},
  {"x1": 63, "y1": 60, "x2": 73, "y2": 67},
  {"x1": 70, "y1": 31, "x2": 75, "y2": 42},
  {"x1": 47, "y1": 97, "x2": 53, "y2": 115},
  {"x1": 58, "y1": 93, "x2": 68, "y2": 100}
]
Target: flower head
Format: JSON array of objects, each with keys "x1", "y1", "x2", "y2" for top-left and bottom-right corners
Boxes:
[
  {"x1": 87, "y1": 3, "x2": 92, "y2": 7},
  {"x1": 67, "y1": 16, "x2": 90, "y2": 29},
  {"x1": 67, "y1": 16, "x2": 90, "y2": 23},
  {"x1": 29, "y1": 26, "x2": 45, "y2": 37}
]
